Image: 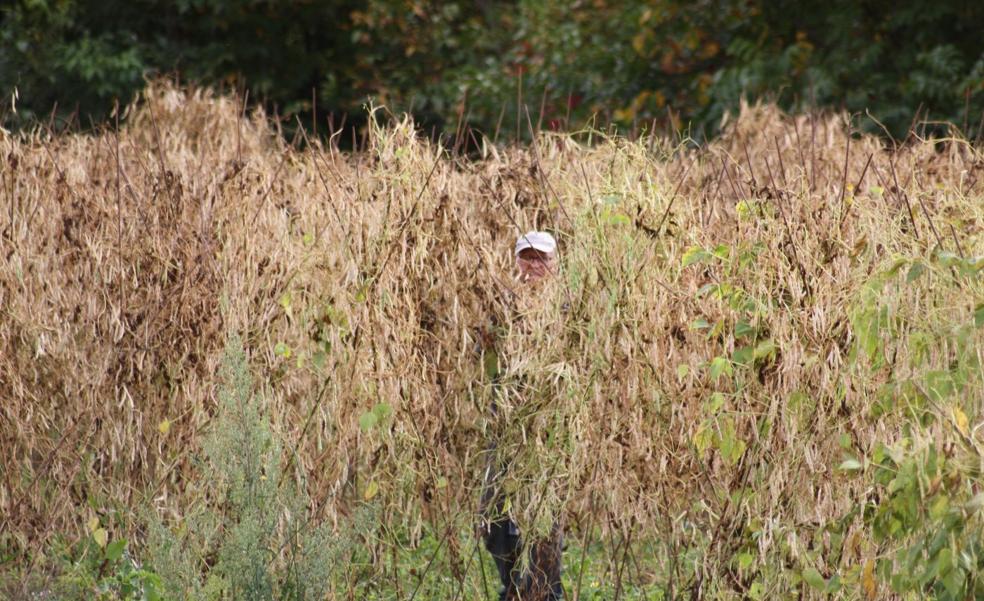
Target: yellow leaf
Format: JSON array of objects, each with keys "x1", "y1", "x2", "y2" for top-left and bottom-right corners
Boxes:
[
  {"x1": 158, "y1": 419, "x2": 171, "y2": 435},
  {"x1": 614, "y1": 107, "x2": 634, "y2": 122},
  {"x1": 653, "y1": 90, "x2": 666, "y2": 108},
  {"x1": 87, "y1": 516, "x2": 100, "y2": 533},
  {"x1": 93, "y1": 527, "x2": 108, "y2": 548},
  {"x1": 862, "y1": 559, "x2": 876, "y2": 599},
  {"x1": 364, "y1": 480, "x2": 379, "y2": 501},
  {"x1": 953, "y1": 407, "x2": 969, "y2": 436},
  {"x1": 693, "y1": 423, "x2": 713, "y2": 458}
]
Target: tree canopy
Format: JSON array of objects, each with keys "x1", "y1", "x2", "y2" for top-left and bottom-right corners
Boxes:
[{"x1": 2, "y1": 0, "x2": 983, "y2": 139}]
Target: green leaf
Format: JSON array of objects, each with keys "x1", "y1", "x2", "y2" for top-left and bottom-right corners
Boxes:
[
  {"x1": 838, "y1": 458, "x2": 863, "y2": 471},
  {"x1": 734, "y1": 320, "x2": 757, "y2": 338},
  {"x1": 885, "y1": 257, "x2": 907, "y2": 276},
  {"x1": 718, "y1": 420, "x2": 746, "y2": 465},
  {"x1": 274, "y1": 342, "x2": 292, "y2": 358},
  {"x1": 708, "y1": 319, "x2": 726, "y2": 339},
  {"x1": 712, "y1": 244, "x2": 730, "y2": 259},
  {"x1": 709, "y1": 356, "x2": 732, "y2": 381},
  {"x1": 605, "y1": 212, "x2": 631, "y2": 226},
  {"x1": 906, "y1": 261, "x2": 926, "y2": 283},
  {"x1": 692, "y1": 422, "x2": 713, "y2": 458},
  {"x1": 738, "y1": 552, "x2": 754, "y2": 570},
  {"x1": 732, "y1": 346, "x2": 753, "y2": 365},
  {"x1": 105, "y1": 538, "x2": 127, "y2": 562},
  {"x1": 974, "y1": 303, "x2": 984, "y2": 328},
  {"x1": 965, "y1": 255, "x2": 984, "y2": 274},
  {"x1": 696, "y1": 283, "x2": 718, "y2": 298},
  {"x1": 753, "y1": 339, "x2": 776, "y2": 360},
  {"x1": 676, "y1": 364, "x2": 690, "y2": 380},
  {"x1": 802, "y1": 567, "x2": 827, "y2": 591},
  {"x1": 682, "y1": 247, "x2": 712, "y2": 267},
  {"x1": 736, "y1": 200, "x2": 752, "y2": 219},
  {"x1": 935, "y1": 250, "x2": 960, "y2": 267},
  {"x1": 707, "y1": 392, "x2": 725, "y2": 414},
  {"x1": 358, "y1": 411, "x2": 378, "y2": 431},
  {"x1": 689, "y1": 318, "x2": 711, "y2": 330},
  {"x1": 372, "y1": 402, "x2": 392, "y2": 420},
  {"x1": 748, "y1": 581, "x2": 764, "y2": 600},
  {"x1": 929, "y1": 494, "x2": 950, "y2": 520},
  {"x1": 924, "y1": 370, "x2": 954, "y2": 401}
]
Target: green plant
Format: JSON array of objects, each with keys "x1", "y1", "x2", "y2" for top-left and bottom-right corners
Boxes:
[
  {"x1": 49, "y1": 525, "x2": 163, "y2": 601},
  {"x1": 144, "y1": 335, "x2": 347, "y2": 600},
  {"x1": 840, "y1": 251, "x2": 984, "y2": 599}
]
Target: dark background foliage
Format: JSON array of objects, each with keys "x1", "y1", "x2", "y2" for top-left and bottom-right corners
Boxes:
[{"x1": 2, "y1": 0, "x2": 983, "y2": 140}]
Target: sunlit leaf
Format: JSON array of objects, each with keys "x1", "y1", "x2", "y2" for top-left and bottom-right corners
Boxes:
[
  {"x1": 682, "y1": 247, "x2": 712, "y2": 267},
  {"x1": 690, "y1": 318, "x2": 711, "y2": 330},
  {"x1": 753, "y1": 339, "x2": 776, "y2": 360},
  {"x1": 838, "y1": 458, "x2": 863, "y2": 471},
  {"x1": 707, "y1": 392, "x2": 725, "y2": 414},
  {"x1": 363, "y1": 480, "x2": 379, "y2": 501},
  {"x1": 93, "y1": 527, "x2": 108, "y2": 548},
  {"x1": 693, "y1": 422, "x2": 713, "y2": 458},
  {"x1": 862, "y1": 560, "x2": 877, "y2": 599},
  {"x1": 953, "y1": 407, "x2": 969, "y2": 436}
]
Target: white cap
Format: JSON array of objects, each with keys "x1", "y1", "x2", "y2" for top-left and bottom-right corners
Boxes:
[{"x1": 515, "y1": 231, "x2": 557, "y2": 257}]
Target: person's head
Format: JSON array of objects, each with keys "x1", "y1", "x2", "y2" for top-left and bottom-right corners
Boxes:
[{"x1": 515, "y1": 231, "x2": 557, "y2": 283}]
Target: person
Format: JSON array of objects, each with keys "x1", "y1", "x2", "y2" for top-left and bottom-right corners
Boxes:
[{"x1": 478, "y1": 231, "x2": 564, "y2": 601}]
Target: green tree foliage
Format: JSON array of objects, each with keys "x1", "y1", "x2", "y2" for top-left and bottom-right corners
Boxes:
[
  {"x1": 143, "y1": 335, "x2": 351, "y2": 600},
  {"x1": 2, "y1": 0, "x2": 982, "y2": 138}
]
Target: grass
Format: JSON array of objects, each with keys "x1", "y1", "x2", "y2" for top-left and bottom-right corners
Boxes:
[{"x1": 0, "y1": 82, "x2": 982, "y2": 599}]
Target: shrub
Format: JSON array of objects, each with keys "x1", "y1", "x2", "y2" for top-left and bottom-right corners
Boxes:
[{"x1": 144, "y1": 335, "x2": 346, "y2": 600}]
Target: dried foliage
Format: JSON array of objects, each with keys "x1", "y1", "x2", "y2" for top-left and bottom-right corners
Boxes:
[{"x1": 1, "y1": 83, "x2": 982, "y2": 597}]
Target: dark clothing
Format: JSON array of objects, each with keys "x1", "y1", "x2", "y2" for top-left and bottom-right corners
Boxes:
[
  {"x1": 482, "y1": 510, "x2": 563, "y2": 601},
  {"x1": 477, "y1": 318, "x2": 564, "y2": 600},
  {"x1": 480, "y1": 441, "x2": 563, "y2": 601}
]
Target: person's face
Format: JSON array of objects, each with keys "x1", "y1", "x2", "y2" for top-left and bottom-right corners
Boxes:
[{"x1": 516, "y1": 247, "x2": 556, "y2": 283}]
